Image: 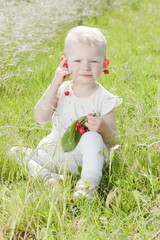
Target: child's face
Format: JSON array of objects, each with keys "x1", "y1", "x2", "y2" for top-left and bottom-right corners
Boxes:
[{"x1": 66, "y1": 42, "x2": 105, "y2": 85}]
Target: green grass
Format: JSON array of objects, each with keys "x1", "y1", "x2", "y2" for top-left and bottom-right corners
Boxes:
[{"x1": 0, "y1": 0, "x2": 160, "y2": 239}]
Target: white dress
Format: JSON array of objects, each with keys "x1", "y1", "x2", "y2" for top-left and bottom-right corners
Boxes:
[
  {"x1": 51, "y1": 80, "x2": 121, "y2": 139},
  {"x1": 11, "y1": 81, "x2": 122, "y2": 178}
]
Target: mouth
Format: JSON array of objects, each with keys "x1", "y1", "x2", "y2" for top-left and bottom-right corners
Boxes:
[{"x1": 80, "y1": 74, "x2": 92, "y2": 77}]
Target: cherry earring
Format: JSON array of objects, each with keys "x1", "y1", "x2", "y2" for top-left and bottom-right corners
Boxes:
[
  {"x1": 103, "y1": 58, "x2": 110, "y2": 75},
  {"x1": 63, "y1": 62, "x2": 68, "y2": 68},
  {"x1": 61, "y1": 56, "x2": 68, "y2": 68},
  {"x1": 106, "y1": 58, "x2": 110, "y2": 67},
  {"x1": 103, "y1": 69, "x2": 109, "y2": 74}
]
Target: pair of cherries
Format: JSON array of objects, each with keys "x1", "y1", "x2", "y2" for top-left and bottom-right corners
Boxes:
[
  {"x1": 61, "y1": 56, "x2": 68, "y2": 68},
  {"x1": 75, "y1": 122, "x2": 87, "y2": 135},
  {"x1": 103, "y1": 58, "x2": 110, "y2": 74}
]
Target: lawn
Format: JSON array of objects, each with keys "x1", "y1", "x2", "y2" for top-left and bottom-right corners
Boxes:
[{"x1": 0, "y1": 0, "x2": 160, "y2": 239}]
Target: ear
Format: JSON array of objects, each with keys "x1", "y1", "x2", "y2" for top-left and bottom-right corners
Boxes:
[{"x1": 103, "y1": 58, "x2": 110, "y2": 70}]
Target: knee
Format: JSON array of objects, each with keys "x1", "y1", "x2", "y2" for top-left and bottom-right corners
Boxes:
[{"x1": 80, "y1": 131, "x2": 104, "y2": 152}]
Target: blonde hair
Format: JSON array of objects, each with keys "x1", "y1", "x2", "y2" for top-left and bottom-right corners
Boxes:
[{"x1": 64, "y1": 26, "x2": 107, "y2": 57}]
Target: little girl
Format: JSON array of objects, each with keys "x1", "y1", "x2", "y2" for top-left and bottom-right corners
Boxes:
[{"x1": 11, "y1": 26, "x2": 122, "y2": 199}]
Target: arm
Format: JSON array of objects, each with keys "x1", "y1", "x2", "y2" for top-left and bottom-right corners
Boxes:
[
  {"x1": 34, "y1": 57, "x2": 72, "y2": 124},
  {"x1": 85, "y1": 109, "x2": 118, "y2": 148},
  {"x1": 34, "y1": 82, "x2": 59, "y2": 124}
]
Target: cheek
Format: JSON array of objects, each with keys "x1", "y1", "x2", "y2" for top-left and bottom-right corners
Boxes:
[
  {"x1": 68, "y1": 63, "x2": 79, "y2": 74},
  {"x1": 93, "y1": 66, "x2": 102, "y2": 76},
  {"x1": 68, "y1": 62, "x2": 74, "y2": 71},
  {"x1": 68, "y1": 64, "x2": 76, "y2": 78}
]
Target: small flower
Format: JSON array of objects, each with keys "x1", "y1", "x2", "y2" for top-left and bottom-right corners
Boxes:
[{"x1": 64, "y1": 91, "x2": 70, "y2": 96}]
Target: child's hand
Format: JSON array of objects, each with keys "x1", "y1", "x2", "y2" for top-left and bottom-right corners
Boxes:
[
  {"x1": 85, "y1": 113, "x2": 103, "y2": 132},
  {"x1": 52, "y1": 56, "x2": 72, "y2": 87}
]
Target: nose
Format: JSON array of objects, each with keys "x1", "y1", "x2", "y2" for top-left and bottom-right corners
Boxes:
[{"x1": 82, "y1": 61, "x2": 91, "y2": 70}]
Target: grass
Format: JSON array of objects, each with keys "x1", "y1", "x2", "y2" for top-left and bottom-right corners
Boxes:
[{"x1": 0, "y1": 0, "x2": 160, "y2": 239}]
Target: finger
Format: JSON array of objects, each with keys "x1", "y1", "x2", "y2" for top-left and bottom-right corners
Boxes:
[
  {"x1": 62, "y1": 70, "x2": 72, "y2": 76},
  {"x1": 87, "y1": 115, "x2": 94, "y2": 120},
  {"x1": 87, "y1": 116, "x2": 97, "y2": 123},
  {"x1": 65, "y1": 71, "x2": 73, "y2": 78},
  {"x1": 85, "y1": 122, "x2": 97, "y2": 132},
  {"x1": 85, "y1": 122, "x2": 93, "y2": 129},
  {"x1": 85, "y1": 122, "x2": 96, "y2": 130},
  {"x1": 62, "y1": 70, "x2": 73, "y2": 80},
  {"x1": 88, "y1": 113, "x2": 96, "y2": 117},
  {"x1": 87, "y1": 118, "x2": 97, "y2": 126},
  {"x1": 85, "y1": 122, "x2": 89, "y2": 127}
]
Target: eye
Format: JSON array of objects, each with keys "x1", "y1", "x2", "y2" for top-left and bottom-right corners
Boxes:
[
  {"x1": 74, "y1": 60, "x2": 81, "y2": 63},
  {"x1": 90, "y1": 60, "x2": 98, "y2": 63}
]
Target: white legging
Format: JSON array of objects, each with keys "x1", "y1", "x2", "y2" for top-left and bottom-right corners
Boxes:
[{"x1": 11, "y1": 131, "x2": 107, "y2": 185}]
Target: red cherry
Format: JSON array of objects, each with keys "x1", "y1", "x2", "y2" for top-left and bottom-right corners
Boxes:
[
  {"x1": 75, "y1": 122, "x2": 81, "y2": 129},
  {"x1": 63, "y1": 62, "x2": 68, "y2": 68},
  {"x1": 103, "y1": 69, "x2": 109, "y2": 75},
  {"x1": 106, "y1": 58, "x2": 110, "y2": 67},
  {"x1": 64, "y1": 91, "x2": 70, "y2": 96},
  {"x1": 103, "y1": 58, "x2": 110, "y2": 69},
  {"x1": 79, "y1": 127, "x2": 86, "y2": 134}
]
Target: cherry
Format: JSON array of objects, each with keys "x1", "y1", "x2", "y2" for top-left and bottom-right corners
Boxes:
[
  {"x1": 63, "y1": 62, "x2": 68, "y2": 68},
  {"x1": 79, "y1": 127, "x2": 86, "y2": 134},
  {"x1": 106, "y1": 58, "x2": 110, "y2": 67},
  {"x1": 64, "y1": 91, "x2": 70, "y2": 96},
  {"x1": 61, "y1": 56, "x2": 68, "y2": 68},
  {"x1": 75, "y1": 122, "x2": 81, "y2": 129},
  {"x1": 103, "y1": 69, "x2": 109, "y2": 74}
]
